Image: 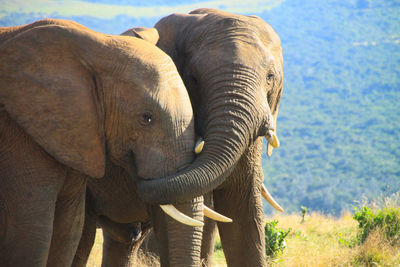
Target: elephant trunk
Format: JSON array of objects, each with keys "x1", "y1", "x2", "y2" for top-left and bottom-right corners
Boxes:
[
  {"x1": 167, "y1": 196, "x2": 203, "y2": 266},
  {"x1": 138, "y1": 78, "x2": 263, "y2": 204},
  {"x1": 150, "y1": 197, "x2": 204, "y2": 266}
]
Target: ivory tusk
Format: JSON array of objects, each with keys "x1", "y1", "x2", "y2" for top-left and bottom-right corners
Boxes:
[
  {"x1": 265, "y1": 130, "x2": 280, "y2": 149},
  {"x1": 160, "y1": 205, "x2": 204, "y2": 227},
  {"x1": 267, "y1": 143, "x2": 274, "y2": 157},
  {"x1": 261, "y1": 184, "x2": 284, "y2": 212},
  {"x1": 203, "y1": 205, "x2": 233, "y2": 223},
  {"x1": 194, "y1": 138, "x2": 204, "y2": 155}
]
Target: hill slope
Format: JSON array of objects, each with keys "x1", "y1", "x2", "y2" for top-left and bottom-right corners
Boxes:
[{"x1": 1, "y1": 0, "x2": 399, "y2": 215}]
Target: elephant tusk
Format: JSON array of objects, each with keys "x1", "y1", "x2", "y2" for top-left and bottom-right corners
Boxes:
[
  {"x1": 194, "y1": 138, "x2": 205, "y2": 155},
  {"x1": 160, "y1": 204, "x2": 204, "y2": 227},
  {"x1": 265, "y1": 130, "x2": 280, "y2": 149},
  {"x1": 203, "y1": 205, "x2": 233, "y2": 223},
  {"x1": 261, "y1": 184, "x2": 284, "y2": 212}
]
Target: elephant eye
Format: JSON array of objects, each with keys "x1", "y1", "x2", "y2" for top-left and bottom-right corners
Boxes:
[
  {"x1": 140, "y1": 113, "x2": 153, "y2": 126},
  {"x1": 267, "y1": 73, "x2": 274, "y2": 84}
]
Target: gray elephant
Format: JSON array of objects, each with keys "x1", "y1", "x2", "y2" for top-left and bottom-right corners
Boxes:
[
  {"x1": 131, "y1": 8, "x2": 285, "y2": 267},
  {"x1": 72, "y1": 27, "x2": 230, "y2": 267},
  {"x1": 0, "y1": 19, "x2": 201, "y2": 267}
]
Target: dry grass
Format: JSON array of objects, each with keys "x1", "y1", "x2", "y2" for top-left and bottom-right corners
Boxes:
[
  {"x1": 266, "y1": 212, "x2": 358, "y2": 266},
  {"x1": 86, "y1": 229, "x2": 103, "y2": 267},
  {"x1": 266, "y1": 211, "x2": 400, "y2": 267},
  {"x1": 354, "y1": 229, "x2": 400, "y2": 266},
  {"x1": 86, "y1": 211, "x2": 400, "y2": 267}
]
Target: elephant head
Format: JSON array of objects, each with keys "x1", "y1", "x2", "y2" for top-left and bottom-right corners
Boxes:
[
  {"x1": 132, "y1": 9, "x2": 284, "y2": 204},
  {"x1": 0, "y1": 19, "x2": 195, "y2": 181},
  {"x1": 0, "y1": 19, "x2": 204, "y2": 266}
]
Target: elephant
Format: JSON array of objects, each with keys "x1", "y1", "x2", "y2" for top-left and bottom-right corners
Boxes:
[
  {"x1": 72, "y1": 27, "x2": 235, "y2": 267},
  {"x1": 127, "y1": 8, "x2": 285, "y2": 267},
  {"x1": 0, "y1": 19, "x2": 203, "y2": 267}
]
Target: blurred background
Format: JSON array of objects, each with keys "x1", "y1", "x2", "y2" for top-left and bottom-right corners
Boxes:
[{"x1": 1, "y1": 0, "x2": 399, "y2": 216}]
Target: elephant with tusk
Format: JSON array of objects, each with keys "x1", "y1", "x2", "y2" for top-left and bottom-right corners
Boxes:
[
  {"x1": 73, "y1": 136, "x2": 232, "y2": 267},
  {"x1": 76, "y1": 7, "x2": 285, "y2": 265},
  {"x1": 69, "y1": 29, "x2": 232, "y2": 267},
  {"x1": 0, "y1": 19, "x2": 208, "y2": 267},
  {"x1": 77, "y1": 8, "x2": 285, "y2": 266},
  {"x1": 123, "y1": 8, "x2": 286, "y2": 267}
]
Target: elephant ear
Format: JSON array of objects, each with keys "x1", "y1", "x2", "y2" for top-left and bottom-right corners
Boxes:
[
  {"x1": 154, "y1": 13, "x2": 204, "y2": 64},
  {"x1": 0, "y1": 23, "x2": 105, "y2": 178},
  {"x1": 121, "y1": 27, "x2": 159, "y2": 45}
]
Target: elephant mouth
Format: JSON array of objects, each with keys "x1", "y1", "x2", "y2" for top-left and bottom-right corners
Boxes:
[{"x1": 138, "y1": 137, "x2": 234, "y2": 227}]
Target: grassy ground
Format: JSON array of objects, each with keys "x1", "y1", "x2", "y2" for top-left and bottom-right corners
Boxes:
[
  {"x1": 265, "y1": 211, "x2": 400, "y2": 266},
  {"x1": 87, "y1": 211, "x2": 400, "y2": 266}
]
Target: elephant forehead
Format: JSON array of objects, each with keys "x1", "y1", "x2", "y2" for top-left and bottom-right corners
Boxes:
[
  {"x1": 151, "y1": 77, "x2": 193, "y2": 120},
  {"x1": 198, "y1": 13, "x2": 281, "y2": 50}
]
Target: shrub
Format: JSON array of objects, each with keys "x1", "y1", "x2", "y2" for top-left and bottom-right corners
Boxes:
[
  {"x1": 353, "y1": 206, "x2": 400, "y2": 245},
  {"x1": 300, "y1": 205, "x2": 308, "y2": 223},
  {"x1": 265, "y1": 220, "x2": 291, "y2": 258}
]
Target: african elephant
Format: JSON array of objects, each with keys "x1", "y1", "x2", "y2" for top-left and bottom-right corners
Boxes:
[
  {"x1": 128, "y1": 8, "x2": 285, "y2": 267},
  {"x1": 73, "y1": 160, "x2": 206, "y2": 267},
  {"x1": 72, "y1": 27, "x2": 232, "y2": 267},
  {"x1": 0, "y1": 19, "x2": 201, "y2": 267}
]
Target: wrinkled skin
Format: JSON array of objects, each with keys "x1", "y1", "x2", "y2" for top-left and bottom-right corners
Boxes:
[
  {"x1": 0, "y1": 19, "x2": 201, "y2": 267},
  {"x1": 73, "y1": 163, "x2": 204, "y2": 267},
  {"x1": 132, "y1": 9, "x2": 284, "y2": 267}
]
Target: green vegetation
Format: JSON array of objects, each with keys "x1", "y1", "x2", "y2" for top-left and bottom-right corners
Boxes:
[
  {"x1": 354, "y1": 206, "x2": 400, "y2": 245},
  {"x1": 264, "y1": 220, "x2": 291, "y2": 257},
  {"x1": 0, "y1": 0, "x2": 398, "y2": 215},
  {"x1": 260, "y1": 0, "x2": 400, "y2": 215},
  {"x1": 300, "y1": 205, "x2": 308, "y2": 223}
]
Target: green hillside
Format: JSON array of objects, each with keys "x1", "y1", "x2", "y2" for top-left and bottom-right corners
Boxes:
[
  {"x1": 260, "y1": 0, "x2": 400, "y2": 215},
  {"x1": 1, "y1": 0, "x2": 399, "y2": 215}
]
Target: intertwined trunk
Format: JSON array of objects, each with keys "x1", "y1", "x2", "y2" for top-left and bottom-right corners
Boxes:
[
  {"x1": 150, "y1": 196, "x2": 204, "y2": 267},
  {"x1": 138, "y1": 70, "x2": 264, "y2": 204}
]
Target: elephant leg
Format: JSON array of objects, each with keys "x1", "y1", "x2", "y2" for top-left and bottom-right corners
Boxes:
[
  {"x1": 0, "y1": 170, "x2": 63, "y2": 267},
  {"x1": 47, "y1": 170, "x2": 87, "y2": 267},
  {"x1": 214, "y1": 185, "x2": 266, "y2": 267},
  {"x1": 100, "y1": 218, "x2": 148, "y2": 267},
  {"x1": 200, "y1": 192, "x2": 217, "y2": 267},
  {"x1": 71, "y1": 195, "x2": 98, "y2": 267},
  {"x1": 149, "y1": 204, "x2": 171, "y2": 267},
  {"x1": 102, "y1": 231, "x2": 135, "y2": 267},
  {"x1": 0, "y1": 114, "x2": 66, "y2": 266},
  {"x1": 214, "y1": 143, "x2": 266, "y2": 267}
]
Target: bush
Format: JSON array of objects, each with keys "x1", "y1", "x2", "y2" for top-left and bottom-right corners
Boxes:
[
  {"x1": 300, "y1": 205, "x2": 308, "y2": 223},
  {"x1": 265, "y1": 220, "x2": 291, "y2": 257},
  {"x1": 353, "y1": 206, "x2": 400, "y2": 245}
]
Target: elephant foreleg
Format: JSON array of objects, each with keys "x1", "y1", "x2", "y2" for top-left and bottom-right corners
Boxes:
[
  {"x1": 214, "y1": 141, "x2": 267, "y2": 267},
  {"x1": 72, "y1": 197, "x2": 97, "y2": 267},
  {"x1": 47, "y1": 170, "x2": 87, "y2": 267},
  {"x1": 100, "y1": 218, "x2": 150, "y2": 267},
  {"x1": 214, "y1": 184, "x2": 266, "y2": 267},
  {"x1": 0, "y1": 114, "x2": 66, "y2": 267}
]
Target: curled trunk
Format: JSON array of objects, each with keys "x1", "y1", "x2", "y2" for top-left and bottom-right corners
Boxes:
[
  {"x1": 150, "y1": 196, "x2": 204, "y2": 266},
  {"x1": 138, "y1": 79, "x2": 262, "y2": 204}
]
